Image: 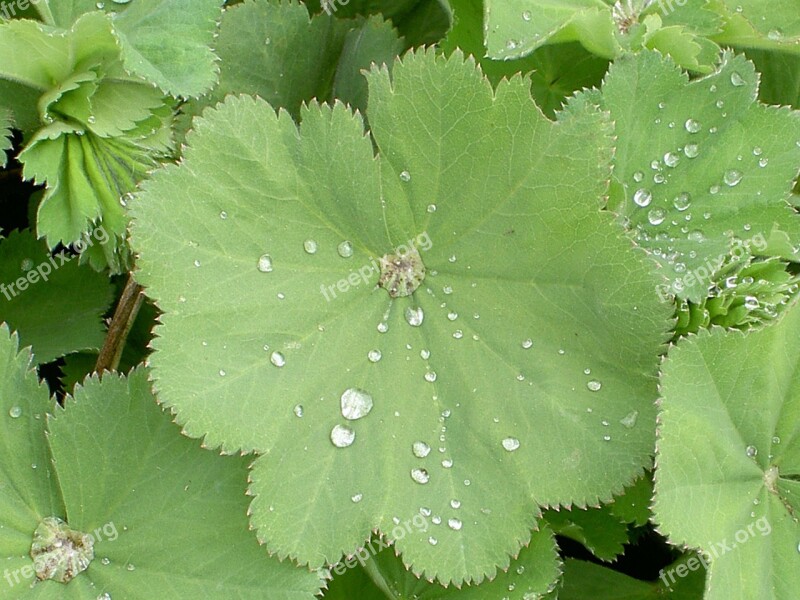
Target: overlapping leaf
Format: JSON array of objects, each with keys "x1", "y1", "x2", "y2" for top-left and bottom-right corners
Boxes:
[
  {"x1": 593, "y1": 50, "x2": 800, "y2": 304},
  {"x1": 131, "y1": 50, "x2": 673, "y2": 584},
  {"x1": 654, "y1": 299, "x2": 800, "y2": 600},
  {"x1": 713, "y1": 0, "x2": 800, "y2": 55},
  {"x1": 0, "y1": 326, "x2": 322, "y2": 599},
  {"x1": 0, "y1": 230, "x2": 113, "y2": 363}
]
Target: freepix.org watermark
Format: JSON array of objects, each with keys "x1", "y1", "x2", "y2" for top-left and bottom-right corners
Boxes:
[
  {"x1": 655, "y1": 233, "x2": 768, "y2": 302},
  {"x1": 658, "y1": 515, "x2": 772, "y2": 589},
  {"x1": 3, "y1": 521, "x2": 119, "y2": 589},
  {"x1": 0, "y1": 0, "x2": 44, "y2": 19},
  {"x1": 0, "y1": 224, "x2": 110, "y2": 302},
  {"x1": 321, "y1": 512, "x2": 429, "y2": 578},
  {"x1": 320, "y1": 231, "x2": 432, "y2": 302}
]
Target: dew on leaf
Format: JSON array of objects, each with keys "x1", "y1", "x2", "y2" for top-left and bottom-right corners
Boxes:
[
  {"x1": 303, "y1": 239, "x2": 318, "y2": 254},
  {"x1": 405, "y1": 306, "x2": 424, "y2": 327},
  {"x1": 424, "y1": 371, "x2": 437, "y2": 383},
  {"x1": 428, "y1": 537, "x2": 438, "y2": 546},
  {"x1": 453, "y1": 330, "x2": 463, "y2": 339},
  {"x1": 270, "y1": 351, "x2": 285, "y2": 367},
  {"x1": 30, "y1": 517, "x2": 95, "y2": 583},
  {"x1": 521, "y1": 339, "x2": 533, "y2": 349},
  {"x1": 633, "y1": 189, "x2": 652, "y2": 207},
  {"x1": 664, "y1": 152, "x2": 680, "y2": 168},
  {"x1": 377, "y1": 322, "x2": 389, "y2": 333},
  {"x1": 447, "y1": 311, "x2": 458, "y2": 321},
  {"x1": 633, "y1": 171, "x2": 644, "y2": 183},
  {"x1": 450, "y1": 499, "x2": 461, "y2": 509},
  {"x1": 684, "y1": 143, "x2": 699, "y2": 158},
  {"x1": 603, "y1": 435, "x2": 611, "y2": 441},
  {"x1": 685, "y1": 119, "x2": 702, "y2": 133},
  {"x1": 219, "y1": 211, "x2": 228, "y2": 220},
  {"x1": 257, "y1": 254, "x2": 273, "y2": 273},
  {"x1": 340, "y1": 388, "x2": 374, "y2": 420},
  {"x1": 293, "y1": 404, "x2": 304, "y2": 418},
  {"x1": 442, "y1": 458, "x2": 453, "y2": 468},
  {"x1": 620, "y1": 410, "x2": 639, "y2": 428},
  {"x1": 367, "y1": 349, "x2": 382, "y2": 363},
  {"x1": 648, "y1": 209, "x2": 666, "y2": 226},
  {"x1": 759, "y1": 157, "x2": 769, "y2": 168},
  {"x1": 412, "y1": 441, "x2": 431, "y2": 458},
  {"x1": 331, "y1": 425, "x2": 355, "y2": 448},
  {"x1": 8, "y1": 406, "x2": 21, "y2": 418},
  {"x1": 673, "y1": 192, "x2": 692, "y2": 211},
  {"x1": 351, "y1": 493, "x2": 363, "y2": 503},
  {"x1": 427, "y1": 204, "x2": 437, "y2": 213},
  {"x1": 411, "y1": 468, "x2": 430, "y2": 484},
  {"x1": 399, "y1": 170, "x2": 411, "y2": 182},
  {"x1": 448, "y1": 518, "x2": 463, "y2": 531},
  {"x1": 337, "y1": 241, "x2": 354, "y2": 258},
  {"x1": 587, "y1": 379, "x2": 602, "y2": 392},
  {"x1": 724, "y1": 170, "x2": 743, "y2": 187},
  {"x1": 502, "y1": 437, "x2": 520, "y2": 452},
  {"x1": 522, "y1": 10, "x2": 532, "y2": 21},
  {"x1": 744, "y1": 296, "x2": 760, "y2": 310},
  {"x1": 730, "y1": 71, "x2": 746, "y2": 87},
  {"x1": 745, "y1": 445, "x2": 758, "y2": 458}
]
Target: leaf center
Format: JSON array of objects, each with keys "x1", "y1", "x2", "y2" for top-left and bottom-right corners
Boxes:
[
  {"x1": 30, "y1": 517, "x2": 95, "y2": 584},
  {"x1": 378, "y1": 247, "x2": 426, "y2": 298}
]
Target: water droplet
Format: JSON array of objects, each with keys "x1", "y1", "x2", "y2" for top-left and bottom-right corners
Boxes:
[
  {"x1": 687, "y1": 230, "x2": 705, "y2": 243},
  {"x1": 730, "y1": 71, "x2": 746, "y2": 87},
  {"x1": 634, "y1": 189, "x2": 652, "y2": 207},
  {"x1": 368, "y1": 349, "x2": 382, "y2": 363},
  {"x1": 447, "y1": 311, "x2": 458, "y2": 321},
  {"x1": 303, "y1": 239, "x2": 318, "y2": 254},
  {"x1": 603, "y1": 435, "x2": 611, "y2": 441},
  {"x1": 759, "y1": 157, "x2": 769, "y2": 168},
  {"x1": 411, "y1": 468, "x2": 430, "y2": 484},
  {"x1": 405, "y1": 306, "x2": 425, "y2": 327},
  {"x1": 377, "y1": 322, "x2": 389, "y2": 333},
  {"x1": 710, "y1": 185, "x2": 720, "y2": 195},
  {"x1": 744, "y1": 296, "x2": 760, "y2": 310},
  {"x1": 664, "y1": 152, "x2": 680, "y2": 168},
  {"x1": 399, "y1": 171, "x2": 411, "y2": 182},
  {"x1": 424, "y1": 371, "x2": 437, "y2": 383},
  {"x1": 633, "y1": 171, "x2": 644, "y2": 183},
  {"x1": 452, "y1": 330, "x2": 463, "y2": 339},
  {"x1": 428, "y1": 536, "x2": 438, "y2": 546},
  {"x1": 337, "y1": 241, "x2": 354, "y2": 258},
  {"x1": 521, "y1": 339, "x2": 533, "y2": 349},
  {"x1": 427, "y1": 204, "x2": 437, "y2": 213},
  {"x1": 447, "y1": 518, "x2": 463, "y2": 531},
  {"x1": 685, "y1": 119, "x2": 702, "y2": 133},
  {"x1": 442, "y1": 458, "x2": 453, "y2": 468},
  {"x1": 648, "y1": 208, "x2": 666, "y2": 226},
  {"x1": 126, "y1": 563, "x2": 135, "y2": 571},
  {"x1": 101, "y1": 557, "x2": 111, "y2": 566},
  {"x1": 745, "y1": 445, "x2": 758, "y2": 458},
  {"x1": 193, "y1": 259, "x2": 201, "y2": 268},
  {"x1": 331, "y1": 425, "x2": 355, "y2": 448},
  {"x1": 257, "y1": 254, "x2": 273, "y2": 273},
  {"x1": 270, "y1": 351, "x2": 286, "y2": 367},
  {"x1": 442, "y1": 285, "x2": 453, "y2": 295},
  {"x1": 340, "y1": 388, "x2": 374, "y2": 420},
  {"x1": 413, "y1": 441, "x2": 431, "y2": 458},
  {"x1": 448, "y1": 255, "x2": 457, "y2": 263},
  {"x1": 218, "y1": 369, "x2": 226, "y2": 377},
  {"x1": 351, "y1": 493, "x2": 363, "y2": 503},
  {"x1": 620, "y1": 410, "x2": 639, "y2": 428},
  {"x1": 420, "y1": 349, "x2": 431, "y2": 360},
  {"x1": 772, "y1": 436, "x2": 781, "y2": 445},
  {"x1": 673, "y1": 192, "x2": 692, "y2": 212},
  {"x1": 8, "y1": 406, "x2": 21, "y2": 418},
  {"x1": 684, "y1": 143, "x2": 699, "y2": 159},
  {"x1": 502, "y1": 437, "x2": 520, "y2": 452},
  {"x1": 522, "y1": 10, "x2": 532, "y2": 21},
  {"x1": 293, "y1": 404, "x2": 304, "y2": 418},
  {"x1": 587, "y1": 379, "x2": 602, "y2": 392},
  {"x1": 724, "y1": 170, "x2": 743, "y2": 187}
]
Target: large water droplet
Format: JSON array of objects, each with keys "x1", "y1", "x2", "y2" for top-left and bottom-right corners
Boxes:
[
  {"x1": 367, "y1": 349, "x2": 382, "y2": 363},
  {"x1": 685, "y1": 119, "x2": 702, "y2": 133},
  {"x1": 634, "y1": 189, "x2": 652, "y2": 207},
  {"x1": 447, "y1": 518, "x2": 463, "y2": 531},
  {"x1": 404, "y1": 306, "x2": 424, "y2": 327},
  {"x1": 8, "y1": 406, "x2": 21, "y2": 418},
  {"x1": 337, "y1": 241, "x2": 354, "y2": 258},
  {"x1": 411, "y1": 468, "x2": 430, "y2": 484},
  {"x1": 399, "y1": 170, "x2": 411, "y2": 182},
  {"x1": 303, "y1": 239, "x2": 318, "y2": 254},
  {"x1": 724, "y1": 170, "x2": 743, "y2": 187},
  {"x1": 684, "y1": 143, "x2": 699, "y2": 159},
  {"x1": 413, "y1": 441, "x2": 431, "y2": 458},
  {"x1": 664, "y1": 152, "x2": 680, "y2": 168},
  {"x1": 270, "y1": 351, "x2": 286, "y2": 367},
  {"x1": 730, "y1": 71, "x2": 746, "y2": 87},
  {"x1": 673, "y1": 192, "x2": 692, "y2": 211},
  {"x1": 257, "y1": 255, "x2": 274, "y2": 273},
  {"x1": 502, "y1": 437, "x2": 520, "y2": 452},
  {"x1": 587, "y1": 379, "x2": 602, "y2": 392},
  {"x1": 648, "y1": 208, "x2": 666, "y2": 226},
  {"x1": 340, "y1": 388, "x2": 374, "y2": 420},
  {"x1": 331, "y1": 425, "x2": 355, "y2": 448}
]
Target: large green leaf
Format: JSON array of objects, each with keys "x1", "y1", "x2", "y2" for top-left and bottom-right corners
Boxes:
[
  {"x1": 0, "y1": 328, "x2": 322, "y2": 599},
  {"x1": 324, "y1": 528, "x2": 559, "y2": 599},
  {"x1": 594, "y1": 50, "x2": 800, "y2": 303},
  {"x1": 654, "y1": 299, "x2": 800, "y2": 600},
  {"x1": 130, "y1": 51, "x2": 672, "y2": 584},
  {"x1": 0, "y1": 230, "x2": 113, "y2": 363}
]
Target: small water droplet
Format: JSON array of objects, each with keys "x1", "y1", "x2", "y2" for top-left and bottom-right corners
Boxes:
[
  {"x1": 521, "y1": 339, "x2": 533, "y2": 349},
  {"x1": 293, "y1": 404, "x2": 304, "y2": 418},
  {"x1": 745, "y1": 445, "x2": 758, "y2": 458},
  {"x1": 270, "y1": 351, "x2": 286, "y2": 367},
  {"x1": 428, "y1": 536, "x2": 438, "y2": 545},
  {"x1": 8, "y1": 406, "x2": 21, "y2": 418},
  {"x1": 633, "y1": 171, "x2": 644, "y2": 183},
  {"x1": 684, "y1": 143, "x2": 699, "y2": 159},
  {"x1": 405, "y1": 306, "x2": 425, "y2": 327},
  {"x1": 664, "y1": 152, "x2": 680, "y2": 168},
  {"x1": 447, "y1": 311, "x2": 458, "y2": 321},
  {"x1": 634, "y1": 189, "x2": 652, "y2": 207},
  {"x1": 341, "y1": 388, "x2": 374, "y2": 420},
  {"x1": 303, "y1": 239, "x2": 318, "y2": 254},
  {"x1": 337, "y1": 241, "x2": 354, "y2": 258},
  {"x1": 673, "y1": 192, "x2": 692, "y2": 211},
  {"x1": 648, "y1": 208, "x2": 666, "y2": 226},
  {"x1": 724, "y1": 170, "x2": 743, "y2": 187},
  {"x1": 377, "y1": 322, "x2": 389, "y2": 333},
  {"x1": 442, "y1": 458, "x2": 453, "y2": 468},
  {"x1": 257, "y1": 254, "x2": 273, "y2": 272},
  {"x1": 368, "y1": 349, "x2": 382, "y2": 363},
  {"x1": 218, "y1": 369, "x2": 226, "y2": 377},
  {"x1": 447, "y1": 518, "x2": 463, "y2": 531},
  {"x1": 772, "y1": 436, "x2": 781, "y2": 444},
  {"x1": 399, "y1": 171, "x2": 411, "y2": 182},
  {"x1": 411, "y1": 468, "x2": 430, "y2": 484},
  {"x1": 685, "y1": 119, "x2": 702, "y2": 133},
  {"x1": 427, "y1": 204, "x2": 437, "y2": 213},
  {"x1": 620, "y1": 410, "x2": 639, "y2": 428},
  {"x1": 502, "y1": 437, "x2": 520, "y2": 452},
  {"x1": 413, "y1": 441, "x2": 431, "y2": 458},
  {"x1": 424, "y1": 371, "x2": 437, "y2": 383},
  {"x1": 744, "y1": 296, "x2": 760, "y2": 310},
  {"x1": 331, "y1": 425, "x2": 355, "y2": 448},
  {"x1": 351, "y1": 493, "x2": 363, "y2": 503},
  {"x1": 587, "y1": 379, "x2": 602, "y2": 392},
  {"x1": 126, "y1": 564, "x2": 135, "y2": 571},
  {"x1": 730, "y1": 71, "x2": 746, "y2": 87},
  {"x1": 759, "y1": 157, "x2": 769, "y2": 168},
  {"x1": 603, "y1": 435, "x2": 611, "y2": 441},
  {"x1": 522, "y1": 10, "x2": 532, "y2": 21}
]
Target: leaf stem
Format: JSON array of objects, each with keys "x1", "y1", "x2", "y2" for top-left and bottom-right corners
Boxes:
[{"x1": 95, "y1": 275, "x2": 144, "y2": 375}]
